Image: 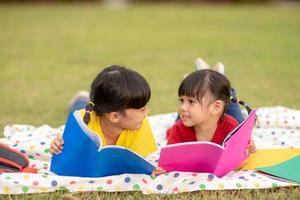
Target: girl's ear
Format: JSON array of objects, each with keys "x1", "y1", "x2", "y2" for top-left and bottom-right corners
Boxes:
[
  {"x1": 211, "y1": 100, "x2": 224, "y2": 115},
  {"x1": 107, "y1": 112, "x2": 120, "y2": 123}
]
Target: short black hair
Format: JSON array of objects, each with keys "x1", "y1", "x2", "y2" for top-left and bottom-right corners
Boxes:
[
  {"x1": 178, "y1": 69, "x2": 231, "y2": 113},
  {"x1": 90, "y1": 65, "x2": 151, "y2": 116}
]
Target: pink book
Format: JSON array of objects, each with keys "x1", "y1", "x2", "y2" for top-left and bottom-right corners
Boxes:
[{"x1": 158, "y1": 109, "x2": 256, "y2": 178}]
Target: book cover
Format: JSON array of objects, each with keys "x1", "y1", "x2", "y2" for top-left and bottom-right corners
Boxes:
[
  {"x1": 241, "y1": 148, "x2": 300, "y2": 170},
  {"x1": 158, "y1": 109, "x2": 256, "y2": 177},
  {"x1": 256, "y1": 155, "x2": 300, "y2": 184},
  {"x1": 50, "y1": 111, "x2": 155, "y2": 177}
]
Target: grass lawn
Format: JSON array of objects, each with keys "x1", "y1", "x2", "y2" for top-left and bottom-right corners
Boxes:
[{"x1": 0, "y1": 2, "x2": 299, "y2": 199}]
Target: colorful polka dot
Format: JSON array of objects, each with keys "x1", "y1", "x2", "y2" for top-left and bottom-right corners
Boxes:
[
  {"x1": 156, "y1": 184, "x2": 163, "y2": 190},
  {"x1": 199, "y1": 184, "x2": 206, "y2": 189},
  {"x1": 79, "y1": 186, "x2": 85, "y2": 191},
  {"x1": 133, "y1": 184, "x2": 140, "y2": 190},
  {"x1": 40, "y1": 187, "x2": 48, "y2": 192},
  {"x1": 3, "y1": 187, "x2": 10, "y2": 193},
  {"x1": 44, "y1": 148, "x2": 49, "y2": 153},
  {"x1": 51, "y1": 180, "x2": 58, "y2": 186},
  {"x1": 142, "y1": 178, "x2": 148, "y2": 184},
  {"x1": 208, "y1": 174, "x2": 214, "y2": 179},
  {"x1": 124, "y1": 177, "x2": 131, "y2": 183},
  {"x1": 32, "y1": 181, "x2": 39, "y2": 186},
  {"x1": 115, "y1": 186, "x2": 122, "y2": 191},
  {"x1": 174, "y1": 172, "x2": 180, "y2": 178},
  {"x1": 189, "y1": 181, "x2": 195, "y2": 185},
  {"x1": 172, "y1": 187, "x2": 179, "y2": 193},
  {"x1": 70, "y1": 180, "x2": 76, "y2": 184},
  {"x1": 22, "y1": 187, "x2": 29, "y2": 193},
  {"x1": 96, "y1": 186, "x2": 103, "y2": 191},
  {"x1": 23, "y1": 174, "x2": 30, "y2": 180},
  {"x1": 29, "y1": 145, "x2": 35, "y2": 150}
]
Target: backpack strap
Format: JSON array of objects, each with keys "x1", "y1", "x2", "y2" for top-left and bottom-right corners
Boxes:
[{"x1": 0, "y1": 143, "x2": 37, "y2": 173}]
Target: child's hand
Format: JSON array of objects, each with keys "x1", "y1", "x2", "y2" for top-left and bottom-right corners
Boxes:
[
  {"x1": 245, "y1": 139, "x2": 256, "y2": 156},
  {"x1": 50, "y1": 134, "x2": 64, "y2": 154},
  {"x1": 151, "y1": 167, "x2": 166, "y2": 177}
]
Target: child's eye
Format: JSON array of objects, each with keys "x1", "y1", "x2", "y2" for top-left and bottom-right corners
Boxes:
[
  {"x1": 178, "y1": 98, "x2": 184, "y2": 103},
  {"x1": 188, "y1": 99, "x2": 194, "y2": 104}
]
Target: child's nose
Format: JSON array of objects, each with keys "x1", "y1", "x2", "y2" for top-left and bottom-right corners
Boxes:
[{"x1": 179, "y1": 102, "x2": 187, "y2": 111}]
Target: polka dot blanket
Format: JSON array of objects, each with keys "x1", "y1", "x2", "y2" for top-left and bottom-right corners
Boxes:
[{"x1": 0, "y1": 106, "x2": 299, "y2": 194}]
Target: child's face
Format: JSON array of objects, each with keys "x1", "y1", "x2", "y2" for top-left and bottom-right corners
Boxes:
[
  {"x1": 178, "y1": 95, "x2": 213, "y2": 127},
  {"x1": 118, "y1": 106, "x2": 149, "y2": 130}
]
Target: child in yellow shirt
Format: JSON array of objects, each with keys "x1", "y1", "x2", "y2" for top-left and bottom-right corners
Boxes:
[{"x1": 50, "y1": 65, "x2": 164, "y2": 175}]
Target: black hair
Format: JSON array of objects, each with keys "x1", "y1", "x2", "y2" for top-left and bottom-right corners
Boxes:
[
  {"x1": 83, "y1": 65, "x2": 151, "y2": 124},
  {"x1": 178, "y1": 69, "x2": 231, "y2": 114}
]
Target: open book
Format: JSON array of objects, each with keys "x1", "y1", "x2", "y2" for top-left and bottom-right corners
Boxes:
[
  {"x1": 50, "y1": 111, "x2": 155, "y2": 177},
  {"x1": 158, "y1": 109, "x2": 256, "y2": 178}
]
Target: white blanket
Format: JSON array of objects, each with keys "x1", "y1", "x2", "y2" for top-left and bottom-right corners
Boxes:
[{"x1": 0, "y1": 106, "x2": 299, "y2": 194}]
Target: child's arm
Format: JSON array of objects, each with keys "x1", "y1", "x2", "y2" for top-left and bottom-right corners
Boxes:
[
  {"x1": 50, "y1": 134, "x2": 64, "y2": 154},
  {"x1": 151, "y1": 167, "x2": 166, "y2": 177},
  {"x1": 246, "y1": 139, "x2": 256, "y2": 155}
]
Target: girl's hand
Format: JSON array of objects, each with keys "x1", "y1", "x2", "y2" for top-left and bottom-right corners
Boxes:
[
  {"x1": 151, "y1": 167, "x2": 166, "y2": 177},
  {"x1": 50, "y1": 134, "x2": 64, "y2": 154},
  {"x1": 246, "y1": 139, "x2": 256, "y2": 156}
]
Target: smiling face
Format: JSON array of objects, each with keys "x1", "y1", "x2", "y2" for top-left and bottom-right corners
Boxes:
[
  {"x1": 177, "y1": 70, "x2": 232, "y2": 127},
  {"x1": 118, "y1": 106, "x2": 149, "y2": 130},
  {"x1": 178, "y1": 94, "x2": 216, "y2": 128}
]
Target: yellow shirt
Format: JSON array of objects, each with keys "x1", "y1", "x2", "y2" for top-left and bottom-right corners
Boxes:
[{"x1": 79, "y1": 109, "x2": 157, "y2": 157}]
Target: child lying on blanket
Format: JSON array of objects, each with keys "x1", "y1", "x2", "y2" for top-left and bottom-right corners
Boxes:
[
  {"x1": 50, "y1": 65, "x2": 165, "y2": 176},
  {"x1": 167, "y1": 60, "x2": 256, "y2": 154}
]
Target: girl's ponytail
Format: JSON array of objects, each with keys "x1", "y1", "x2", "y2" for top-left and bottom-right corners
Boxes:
[
  {"x1": 230, "y1": 97, "x2": 252, "y2": 114},
  {"x1": 83, "y1": 102, "x2": 95, "y2": 125}
]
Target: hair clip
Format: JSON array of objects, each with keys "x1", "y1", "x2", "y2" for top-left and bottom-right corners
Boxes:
[{"x1": 86, "y1": 101, "x2": 95, "y2": 112}]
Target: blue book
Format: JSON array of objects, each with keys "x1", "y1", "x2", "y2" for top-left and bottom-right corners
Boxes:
[{"x1": 50, "y1": 111, "x2": 155, "y2": 177}]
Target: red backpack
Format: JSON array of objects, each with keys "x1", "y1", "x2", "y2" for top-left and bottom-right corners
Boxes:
[{"x1": 0, "y1": 143, "x2": 37, "y2": 173}]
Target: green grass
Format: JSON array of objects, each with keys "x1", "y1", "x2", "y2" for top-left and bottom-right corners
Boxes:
[{"x1": 0, "y1": 2, "x2": 299, "y2": 199}]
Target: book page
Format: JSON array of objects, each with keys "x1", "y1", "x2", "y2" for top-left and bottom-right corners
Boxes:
[
  {"x1": 96, "y1": 145, "x2": 155, "y2": 176},
  {"x1": 73, "y1": 111, "x2": 102, "y2": 148},
  {"x1": 158, "y1": 141, "x2": 223, "y2": 173}
]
